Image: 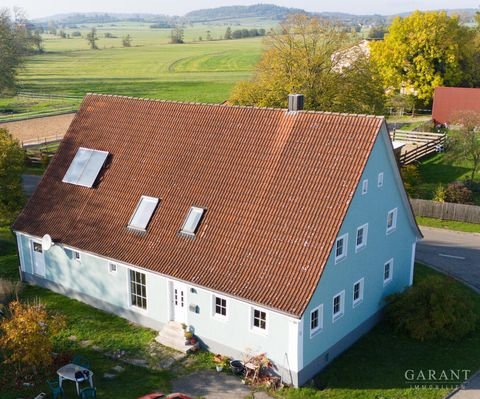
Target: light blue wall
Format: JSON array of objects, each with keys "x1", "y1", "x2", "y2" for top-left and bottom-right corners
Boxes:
[
  {"x1": 16, "y1": 232, "x2": 296, "y2": 382},
  {"x1": 301, "y1": 125, "x2": 418, "y2": 370}
]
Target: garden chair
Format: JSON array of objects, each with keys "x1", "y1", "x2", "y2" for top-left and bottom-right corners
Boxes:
[
  {"x1": 79, "y1": 387, "x2": 97, "y2": 399},
  {"x1": 47, "y1": 380, "x2": 64, "y2": 399},
  {"x1": 72, "y1": 354, "x2": 91, "y2": 370}
]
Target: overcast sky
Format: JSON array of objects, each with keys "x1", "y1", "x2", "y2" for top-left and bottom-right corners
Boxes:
[{"x1": 2, "y1": 0, "x2": 479, "y2": 19}]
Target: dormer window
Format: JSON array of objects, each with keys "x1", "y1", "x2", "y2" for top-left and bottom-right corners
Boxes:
[
  {"x1": 181, "y1": 206, "x2": 205, "y2": 235},
  {"x1": 128, "y1": 196, "x2": 159, "y2": 231},
  {"x1": 62, "y1": 147, "x2": 109, "y2": 187}
]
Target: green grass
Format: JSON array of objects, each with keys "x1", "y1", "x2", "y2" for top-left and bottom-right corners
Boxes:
[
  {"x1": 0, "y1": 95, "x2": 79, "y2": 121},
  {"x1": 2, "y1": 225, "x2": 480, "y2": 399},
  {"x1": 417, "y1": 216, "x2": 480, "y2": 233},
  {"x1": 276, "y1": 264, "x2": 480, "y2": 399},
  {"x1": 417, "y1": 153, "x2": 480, "y2": 205}
]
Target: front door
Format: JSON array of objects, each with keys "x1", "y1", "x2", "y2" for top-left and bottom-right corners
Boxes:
[
  {"x1": 31, "y1": 241, "x2": 45, "y2": 277},
  {"x1": 172, "y1": 282, "x2": 187, "y2": 323}
]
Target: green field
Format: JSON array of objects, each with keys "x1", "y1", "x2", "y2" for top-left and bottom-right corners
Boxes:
[{"x1": 14, "y1": 22, "x2": 269, "y2": 103}]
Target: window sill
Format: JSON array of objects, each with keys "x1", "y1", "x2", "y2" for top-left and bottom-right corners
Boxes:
[
  {"x1": 353, "y1": 299, "x2": 363, "y2": 308},
  {"x1": 335, "y1": 255, "x2": 347, "y2": 265},
  {"x1": 386, "y1": 227, "x2": 396, "y2": 235},
  {"x1": 383, "y1": 278, "x2": 392, "y2": 287},
  {"x1": 332, "y1": 313, "x2": 344, "y2": 323},
  {"x1": 355, "y1": 245, "x2": 367, "y2": 254},
  {"x1": 310, "y1": 329, "x2": 323, "y2": 339}
]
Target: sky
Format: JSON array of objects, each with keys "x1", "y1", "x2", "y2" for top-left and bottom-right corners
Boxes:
[{"x1": 2, "y1": 0, "x2": 479, "y2": 19}]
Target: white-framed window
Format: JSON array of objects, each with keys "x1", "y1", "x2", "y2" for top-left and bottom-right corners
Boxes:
[
  {"x1": 355, "y1": 223, "x2": 368, "y2": 252},
  {"x1": 213, "y1": 295, "x2": 227, "y2": 319},
  {"x1": 384, "y1": 259, "x2": 393, "y2": 285},
  {"x1": 353, "y1": 278, "x2": 364, "y2": 307},
  {"x1": 386, "y1": 208, "x2": 398, "y2": 234},
  {"x1": 109, "y1": 262, "x2": 117, "y2": 273},
  {"x1": 335, "y1": 234, "x2": 348, "y2": 263},
  {"x1": 378, "y1": 172, "x2": 384, "y2": 188},
  {"x1": 332, "y1": 291, "x2": 345, "y2": 322},
  {"x1": 181, "y1": 206, "x2": 205, "y2": 235},
  {"x1": 310, "y1": 304, "x2": 323, "y2": 338},
  {"x1": 129, "y1": 269, "x2": 147, "y2": 310},
  {"x1": 251, "y1": 307, "x2": 267, "y2": 332},
  {"x1": 362, "y1": 179, "x2": 368, "y2": 195},
  {"x1": 128, "y1": 195, "x2": 159, "y2": 231}
]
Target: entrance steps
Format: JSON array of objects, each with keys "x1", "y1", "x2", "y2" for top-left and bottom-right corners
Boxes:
[{"x1": 155, "y1": 321, "x2": 199, "y2": 353}]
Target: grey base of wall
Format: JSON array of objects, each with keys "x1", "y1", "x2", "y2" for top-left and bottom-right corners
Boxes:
[
  {"x1": 298, "y1": 309, "x2": 383, "y2": 386},
  {"x1": 22, "y1": 272, "x2": 166, "y2": 331}
]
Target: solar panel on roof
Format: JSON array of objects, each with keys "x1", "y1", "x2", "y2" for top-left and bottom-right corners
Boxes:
[
  {"x1": 128, "y1": 196, "x2": 159, "y2": 231},
  {"x1": 62, "y1": 147, "x2": 109, "y2": 188},
  {"x1": 181, "y1": 206, "x2": 205, "y2": 235}
]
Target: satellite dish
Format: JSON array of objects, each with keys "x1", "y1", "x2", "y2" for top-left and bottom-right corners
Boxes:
[{"x1": 42, "y1": 234, "x2": 53, "y2": 251}]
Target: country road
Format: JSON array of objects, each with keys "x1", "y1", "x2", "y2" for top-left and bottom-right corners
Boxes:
[{"x1": 416, "y1": 226, "x2": 480, "y2": 293}]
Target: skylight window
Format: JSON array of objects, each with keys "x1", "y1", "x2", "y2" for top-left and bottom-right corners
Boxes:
[
  {"x1": 181, "y1": 206, "x2": 205, "y2": 235},
  {"x1": 62, "y1": 147, "x2": 109, "y2": 188},
  {"x1": 128, "y1": 196, "x2": 159, "y2": 231}
]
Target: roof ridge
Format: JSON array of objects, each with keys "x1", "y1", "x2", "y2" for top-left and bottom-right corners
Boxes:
[{"x1": 84, "y1": 93, "x2": 385, "y2": 120}]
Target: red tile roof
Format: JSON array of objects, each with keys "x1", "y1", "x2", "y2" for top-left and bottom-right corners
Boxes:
[
  {"x1": 14, "y1": 94, "x2": 384, "y2": 317},
  {"x1": 433, "y1": 87, "x2": 480, "y2": 124}
]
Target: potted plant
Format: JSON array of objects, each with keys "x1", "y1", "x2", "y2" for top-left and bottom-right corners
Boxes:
[
  {"x1": 184, "y1": 331, "x2": 193, "y2": 345},
  {"x1": 213, "y1": 354, "x2": 229, "y2": 372}
]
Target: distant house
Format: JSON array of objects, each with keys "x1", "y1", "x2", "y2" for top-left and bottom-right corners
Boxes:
[
  {"x1": 13, "y1": 94, "x2": 421, "y2": 386},
  {"x1": 432, "y1": 86, "x2": 480, "y2": 125}
]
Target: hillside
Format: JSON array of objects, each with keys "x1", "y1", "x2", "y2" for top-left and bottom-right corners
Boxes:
[{"x1": 184, "y1": 4, "x2": 304, "y2": 22}]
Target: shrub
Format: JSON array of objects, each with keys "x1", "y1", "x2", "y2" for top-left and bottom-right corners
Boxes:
[
  {"x1": 433, "y1": 184, "x2": 446, "y2": 202},
  {"x1": 400, "y1": 164, "x2": 421, "y2": 197},
  {"x1": 444, "y1": 182, "x2": 473, "y2": 204},
  {"x1": 0, "y1": 300, "x2": 66, "y2": 375},
  {"x1": 385, "y1": 276, "x2": 478, "y2": 341}
]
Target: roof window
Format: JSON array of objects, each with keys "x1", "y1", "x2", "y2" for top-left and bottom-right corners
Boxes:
[{"x1": 62, "y1": 147, "x2": 109, "y2": 188}]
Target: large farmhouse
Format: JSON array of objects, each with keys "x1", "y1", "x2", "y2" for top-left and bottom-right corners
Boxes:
[{"x1": 13, "y1": 94, "x2": 421, "y2": 386}]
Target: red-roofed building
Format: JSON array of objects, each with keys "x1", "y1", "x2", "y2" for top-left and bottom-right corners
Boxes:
[
  {"x1": 433, "y1": 87, "x2": 480, "y2": 125},
  {"x1": 12, "y1": 94, "x2": 421, "y2": 386}
]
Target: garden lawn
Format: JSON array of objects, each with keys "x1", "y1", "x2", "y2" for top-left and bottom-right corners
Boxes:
[
  {"x1": 2, "y1": 226, "x2": 480, "y2": 399},
  {"x1": 417, "y1": 153, "x2": 480, "y2": 205},
  {"x1": 416, "y1": 216, "x2": 480, "y2": 233},
  {"x1": 275, "y1": 264, "x2": 480, "y2": 399}
]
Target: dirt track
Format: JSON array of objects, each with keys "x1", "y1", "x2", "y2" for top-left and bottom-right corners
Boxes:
[{"x1": 0, "y1": 113, "x2": 75, "y2": 144}]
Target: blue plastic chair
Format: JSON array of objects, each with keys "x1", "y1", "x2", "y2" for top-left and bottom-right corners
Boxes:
[
  {"x1": 72, "y1": 355, "x2": 91, "y2": 370},
  {"x1": 79, "y1": 387, "x2": 97, "y2": 399},
  {"x1": 47, "y1": 380, "x2": 64, "y2": 399}
]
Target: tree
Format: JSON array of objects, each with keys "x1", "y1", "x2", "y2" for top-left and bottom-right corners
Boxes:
[
  {"x1": 122, "y1": 34, "x2": 132, "y2": 47},
  {"x1": 86, "y1": 27, "x2": 98, "y2": 49},
  {"x1": 0, "y1": 8, "x2": 39, "y2": 94},
  {"x1": 31, "y1": 30, "x2": 43, "y2": 52},
  {"x1": 170, "y1": 26, "x2": 184, "y2": 44},
  {"x1": 0, "y1": 300, "x2": 65, "y2": 375},
  {"x1": 229, "y1": 14, "x2": 385, "y2": 114},
  {"x1": 0, "y1": 128, "x2": 25, "y2": 224},
  {"x1": 370, "y1": 11, "x2": 478, "y2": 104},
  {"x1": 224, "y1": 26, "x2": 232, "y2": 40},
  {"x1": 447, "y1": 111, "x2": 480, "y2": 182}
]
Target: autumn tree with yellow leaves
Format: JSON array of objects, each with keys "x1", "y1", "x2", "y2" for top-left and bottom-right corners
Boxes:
[
  {"x1": 370, "y1": 11, "x2": 479, "y2": 105},
  {"x1": 0, "y1": 300, "x2": 65, "y2": 376},
  {"x1": 230, "y1": 14, "x2": 385, "y2": 114}
]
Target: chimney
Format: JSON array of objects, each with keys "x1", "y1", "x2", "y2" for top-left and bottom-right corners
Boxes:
[{"x1": 288, "y1": 94, "x2": 304, "y2": 112}]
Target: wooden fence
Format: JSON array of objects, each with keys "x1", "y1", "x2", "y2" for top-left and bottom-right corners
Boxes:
[
  {"x1": 22, "y1": 134, "x2": 63, "y2": 148},
  {"x1": 411, "y1": 199, "x2": 480, "y2": 224},
  {"x1": 390, "y1": 130, "x2": 446, "y2": 165}
]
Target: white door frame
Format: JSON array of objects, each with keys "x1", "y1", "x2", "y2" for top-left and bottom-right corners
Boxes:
[
  {"x1": 170, "y1": 280, "x2": 187, "y2": 323},
  {"x1": 31, "y1": 239, "x2": 46, "y2": 277}
]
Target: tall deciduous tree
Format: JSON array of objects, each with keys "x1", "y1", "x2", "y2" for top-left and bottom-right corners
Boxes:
[
  {"x1": 448, "y1": 111, "x2": 480, "y2": 182},
  {"x1": 86, "y1": 27, "x2": 98, "y2": 49},
  {"x1": 229, "y1": 14, "x2": 385, "y2": 114},
  {"x1": 370, "y1": 11, "x2": 477, "y2": 104},
  {"x1": 0, "y1": 128, "x2": 25, "y2": 224}
]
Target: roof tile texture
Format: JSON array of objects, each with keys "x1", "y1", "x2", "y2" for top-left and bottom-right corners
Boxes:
[{"x1": 14, "y1": 95, "x2": 383, "y2": 317}]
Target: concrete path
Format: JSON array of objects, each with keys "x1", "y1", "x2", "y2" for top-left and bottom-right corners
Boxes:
[
  {"x1": 172, "y1": 370, "x2": 272, "y2": 399},
  {"x1": 447, "y1": 371, "x2": 480, "y2": 399},
  {"x1": 416, "y1": 227, "x2": 480, "y2": 293},
  {"x1": 22, "y1": 174, "x2": 42, "y2": 197}
]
